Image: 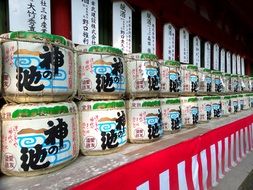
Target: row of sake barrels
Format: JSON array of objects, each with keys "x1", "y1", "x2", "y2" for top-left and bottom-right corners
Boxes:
[
  {"x1": 1, "y1": 94, "x2": 253, "y2": 176},
  {"x1": 1, "y1": 31, "x2": 253, "y2": 103}
]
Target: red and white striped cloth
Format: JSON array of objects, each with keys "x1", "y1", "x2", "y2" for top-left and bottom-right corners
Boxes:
[{"x1": 71, "y1": 115, "x2": 253, "y2": 190}]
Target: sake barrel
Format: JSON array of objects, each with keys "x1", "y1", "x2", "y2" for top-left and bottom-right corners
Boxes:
[
  {"x1": 160, "y1": 60, "x2": 181, "y2": 97},
  {"x1": 241, "y1": 75, "x2": 250, "y2": 92},
  {"x1": 211, "y1": 70, "x2": 224, "y2": 94},
  {"x1": 125, "y1": 53, "x2": 160, "y2": 98},
  {"x1": 78, "y1": 100, "x2": 127, "y2": 155},
  {"x1": 180, "y1": 97, "x2": 199, "y2": 127},
  {"x1": 223, "y1": 73, "x2": 232, "y2": 94},
  {"x1": 198, "y1": 96, "x2": 212, "y2": 123},
  {"x1": 242, "y1": 94, "x2": 250, "y2": 110},
  {"x1": 160, "y1": 98, "x2": 182, "y2": 132},
  {"x1": 181, "y1": 65, "x2": 199, "y2": 95},
  {"x1": 238, "y1": 94, "x2": 244, "y2": 111},
  {"x1": 247, "y1": 93, "x2": 253, "y2": 108},
  {"x1": 221, "y1": 96, "x2": 230, "y2": 116},
  {"x1": 231, "y1": 74, "x2": 239, "y2": 93},
  {"x1": 249, "y1": 77, "x2": 253, "y2": 92},
  {"x1": 127, "y1": 99, "x2": 163, "y2": 143},
  {"x1": 1, "y1": 102, "x2": 79, "y2": 176},
  {"x1": 198, "y1": 68, "x2": 212, "y2": 95},
  {"x1": 211, "y1": 96, "x2": 222, "y2": 118},
  {"x1": 76, "y1": 45, "x2": 126, "y2": 100},
  {"x1": 1, "y1": 31, "x2": 75, "y2": 103},
  {"x1": 231, "y1": 95, "x2": 239, "y2": 113}
]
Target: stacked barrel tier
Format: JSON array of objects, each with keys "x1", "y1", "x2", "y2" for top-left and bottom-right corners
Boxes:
[
  {"x1": 76, "y1": 45, "x2": 126, "y2": 100},
  {"x1": 0, "y1": 101, "x2": 79, "y2": 176},
  {"x1": 180, "y1": 65, "x2": 199, "y2": 96},
  {"x1": 0, "y1": 31, "x2": 75, "y2": 103},
  {"x1": 197, "y1": 96, "x2": 212, "y2": 123},
  {"x1": 160, "y1": 98, "x2": 182, "y2": 133},
  {"x1": 198, "y1": 68, "x2": 212, "y2": 95},
  {"x1": 211, "y1": 70, "x2": 225, "y2": 94},
  {"x1": 127, "y1": 99, "x2": 163, "y2": 143},
  {"x1": 159, "y1": 60, "x2": 181, "y2": 97},
  {"x1": 78, "y1": 100, "x2": 127, "y2": 155},
  {"x1": 180, "y1": 97, "x2": 199, "y2": 127},
  {"x1": 125, "y1": 53, "x2": 160, "y2": 98}
]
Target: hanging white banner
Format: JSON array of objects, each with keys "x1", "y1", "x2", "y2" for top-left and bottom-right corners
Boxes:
[
  {"x1": 163, "y1": 23, "x2": 176, "y2": 60},
  {"x1": 226, "y1": 51, "x2": 231, "y2": 74},
  {"x1": 113, "y1": 1, "x2": 132, "y2": 53},
  {"x1": 237, "y1": 55, "x2": 241, "y2": 75},
  {"x1": 204, "y1": 41, "x2": 211, "y2": 69},
  {"x1": 141, "y1": 10, "x2": 156, "y2": 54},
  {"x1": 9, "y1": 0, "x2": 51, "y2": 33},
  {"x1": 179, "y1": 28, "x2": 189, "y2": 63},
  {"x1": 232, "y1": 53, "x2": 237, "y2": 74},
  {"x1": 241, "y1": 57, "x2": 245, "y2": 75},
  {"x1": 213, "y1": 43, "x2": 219, "y2": 70},
  {"x1": 71, "y1": 0, "x2": 99, "y2": 45},
  {"x1": 220, "y1": 48, "x2": 225, "y2": 72},
  {"x1": 193, "y1": 36, "x2": 201, "y2": 67}
]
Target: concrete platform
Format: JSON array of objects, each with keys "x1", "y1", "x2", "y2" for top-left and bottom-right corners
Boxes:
[{"x1": 0, "y1": 109, "x2": 252, "y2": 190}]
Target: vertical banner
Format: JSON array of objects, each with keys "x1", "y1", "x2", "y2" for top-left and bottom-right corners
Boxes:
[
  {"x1": 237, "y1": 55, "x2": 241, "y2": 75},
  {"x1": 193, "y1": 36, "x2": 201, "y2": 67},
  {"x1": 113, "y1": 1, "x2": 132, "y2": 53},
  {"x1": 204, "y1": 41, "x2": 211, "y2": 69},
  {"x1": 220, "y1": 48, "x2": 225, "y2": 72},
  {"x1": 163, "y1": 23, "x2": 176, "y2": 61},
  {"x1": 226, "y1": 51, "x2": 231, "y2": 74},
  {"x1": 232, "y1": 53, "x2": 236, "y2": 74},
  {"x1": 71, "y1": 0, "x2": 98, "y2": 45},
  {"x1": 8, "y1": 0, "x2": 51, "y2": 33},
  {"x1": 141, "y1": 10, "x2": 156, "y2": 54},
  {"x1": 241, "y1": 57, "x2": 245, "y2": 75},
  {"x1": 179, "y1": 28, "x2": 189, "y2": 63},
  {"x1": 213, "y1": 43, "x2": 219, "y2": 70}
]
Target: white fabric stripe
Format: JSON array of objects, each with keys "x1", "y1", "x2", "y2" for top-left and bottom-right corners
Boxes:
[
  {"x1": 224, "y1": 137, "x2": 230, "y2": 172},
  {"x1": 192, "y1": 155, "x2": 200, "y2": 190},
  {"x1": 218, "y1": 140, "x2": 224, "y2": 179},
  {"x1": 250, "y1": 125, "x2": 253, "y2": 150},
  {"x1": 230, "y1": 134, "x2": 237, "y2": 167},
  {"x1": 235, "y1": 131, "x2": 241, "y2": 162},
  {"x1": 177, "y1": 161, "x2": 188, "y2": 190},
  {"x1": 210, "y1": 144, "x2": 218, "y2": 187},
  {"x1": 159, "y1": 170, "x2": 170, "y2": 190},
  {"x1": 200, "y1": 149, "x2": 208, "y2": 190},
  {"x1": 251, "y1": 124, "x2": 253, "y2": 150},
  {"x1": 245, "y1": 127, "x2": 249, "y2": 153},
  {"x1": 137, "y1": 181, "x2": 149, "y2": 190},
  {"x1": 240, "y1": 129, "x2": 245, "y2": 157}
]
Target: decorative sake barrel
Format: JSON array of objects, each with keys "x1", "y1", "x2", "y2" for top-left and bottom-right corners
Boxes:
[
  {"x1": 76, "y1": 45, "x2": 126, "y2": 100},
  {"x1": 160, "y1": 98, "x2": 182, "y2": 133},
  {"x1": 198, "y1": 68, "x2": 212, "y2": 95},
  {"x1": 127, "y1": 99, "x2": 163, "y2": 143},
  {"x1": 78, "y1": 100, "x2": 127, "y2": 155},
  {"x1": 198, "y1": 96, "x2": 212, "y2": 123},
  {"x1": 160, "y1": 60, "x2": 181, "y2": 97},
  {"x1": 125, "y1": 53, "x2": 160, "y2": 98},
  {"x1": 230, "y1": 95, "x2": 239, "y2": 113},
  {"x1": 241, "y1": 75, "x2": 250, "y2": 92},
  {"x1": 1, "y1": 102, "x2": 79, "y2": 176},
  {"x1": 0, "y1": 31, "x2": 75, "y2": 103},
  {"x1": 181, "y1": 65, "x2": 199, "y2": 95},
  {"x1": 247, "y1": 93, "x2": 253, "y2": 108},
  {"x1": 242, "y1": 94, "x2": 250, "y2": 110},
  {"x1": 211, "y1": 70, "x2": 224, "y2": 94},
  {"x1": 249, "y1": 77, "x2": 253, "y2": 92},
  {"x1": 223, "y1": 73, "x2": 232, "y2": 94},
  {"x1": 180, "y1": 97, "x2": 199, "y2": 127},
  {"x1": 231, "y1": 74, "x2": 239, "y2": 93},
  {"x1": 221, "y1": 96, "x2": 230, "y2": 116},
  {"x1": 211, "y1": 96, "x2": 221, "y2": 118},
  {"x1": 238, "y1": 94, "x2": 244, "y2": 111}
]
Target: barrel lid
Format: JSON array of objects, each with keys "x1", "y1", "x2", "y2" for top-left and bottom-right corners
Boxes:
[
  {"x1": 1, "y1": 31, "x2": 72, "y2": 47},
  {"x1": 212, "y1": 96, "x2": 221, "y2": 100},
  {"x1": 181, "y1": 64, "x2": 198, "y2": 71},
  {"x1": 245, "y1": 93, "x2": 253, "y2": 97},
  {"x1": 200, "y1": 68, "x2": 211, "y2": 73},
  {"x1": 211, "y1": 70, "x2": 222, "y2": 75},
  {"x1": 162, "y1": 98, "x2": 180, "y2": 104},
  {"x1": 224, "y1": 95, "x2": 231, "y2": 99},
  {"x1": 164, "y1": 60, "x2": 180, "y2": 67},
  {"x1": 77, "y1": 44, "x2": 123, "y2": 56},
  {"x1": 127, "y1": 53, "x2": 158, "y2": 61},
  {"x1": 1, "y1": 102, "x2": 76, "y2": 120},
  {"x1": 224, "y1": 73, "x2": 231, "y2": 76},
  {"x1": 202, "y1": 96, "x2": 212, "y2": 100},
  {"x1": 80, "y1": 100, "x2": 125, "y2": 110},
  {"x1": 127, "y1": 99, "x2": 160, "y2": 108},
  {"x1": 180, "y1": 97, "x2": 198, "y2": 102},
  {"x1": 231, "y1": 74, "x2": 238, "y2": 77}
]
